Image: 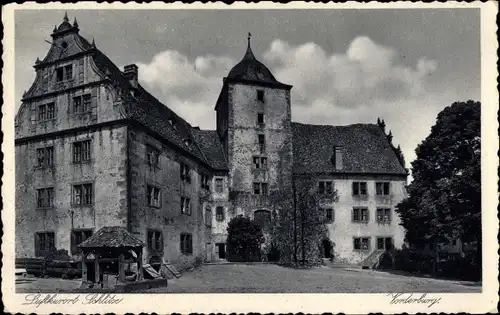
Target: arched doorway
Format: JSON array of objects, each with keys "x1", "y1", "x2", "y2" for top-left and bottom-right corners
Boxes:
[{"x1": 322, "y1": 239, "x2": 332, "y2": 259}]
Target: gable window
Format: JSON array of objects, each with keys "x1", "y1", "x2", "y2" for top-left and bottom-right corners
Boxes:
[
  {"x1": 376, "y1": 208, "x2": 391, "y2": 224},
  {"x1": 147, "y1": 185, "x2": 161, "y2": 208},
  {"x1": 352, "y1": 182, "x2": 368, "y2": 196},
  {"x1": 253, "y1": 182, "x2": 269, "y2": 195},
  {"x1": 73, "y1": 183, "x2": 93, "y2": 205},
  {"x1": 205, "y1": 207, "x2": 212, "y2": 227},
  {"x1": 147, "y1": 230, "x2": 163, "y2": 252},
  {"x1": 37, "y1": 188, "x2": 54, "y2": 208},
  {"x1": 180, "y1": 233, "x2": 193, "y2": 255},
  {"x1": 56, "y1": 65, "x2": 73, "y2": 82},
  {"x1": 73, "y1": 94, "x2": 91, "y2": 113},
  {"x1": 73, "y1": 140, "x2": 91, "y2": 163},
  {"x1": 318, "y1": 180, "x2": 334, "y2": 195},
  {"x1": 258, "y1": 134, "x2": 266, "y2": 153},
  {"x1": 253, "y1": 156, "x2": 268, "y2": 169},
  {"x1": 146, "y1": 145, "x2": 160, "y2": 168},
  {"x1": 215, "y1": 178, "x2": 224, "y2": 193},
  {"x1": 180, "y1": 196, "x2": 191, "y2": 215},
  {"x1": 36, "y1": 146, "x2": 54, "y2": 168},
  {"x1": 256, "y1": 89, "x2": 265, "y2": 102},
  {"x1": 352, "y1": 208, "x2": 369, "y2": 223},
  {"x1": 257, "y1": 113, "x2": 265, "y2": 125},
  {"x1": 38, "y1": 103, "x2": 55, "y2": 121},
  {"x1": 254, "y1": 210, "x2": 272, "y2": 230},
  {"x1": 353, "y1": 237, "x2": 370, "y2": 251},
  {"x1": 180, "y1": 163, "x2": 191, "y2": 183},
  {"x1": 377, "y1": 237, "x2": 393, "y2": 250},
  {"x1": 216, "y1": 206, "x2": 225, "y2": 221},
  {"x1": 324, "y1": 208, "x2": 334, "y2": 223},
  {"x1": 71, "y1": 229, "x2": 92, "y2": 254},
  {"x1": 201, "y1": 174, "x2": 211, "y2": 191},
  {"x1": 376, "y1": 182, "x2": 391, "y2": 196},
  {"x1": 35, "y1": 232, "x2": 55, "y2": 257}
]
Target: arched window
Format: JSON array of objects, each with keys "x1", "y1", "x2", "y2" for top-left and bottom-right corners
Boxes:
[{"x1": 254, "y1": 209, "x2": 272, "y2": 230}]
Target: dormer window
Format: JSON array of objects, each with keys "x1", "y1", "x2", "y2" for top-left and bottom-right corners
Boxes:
[
  {"x1": 257, "y1": 90, "x2": 264, "y2": 102},
  {"x1": 183, "y1": 138, "x2": 192, "y2": 148},
  {"x1": 330, "y1": 146, "x2": 343, "y2": 170},
  {"x1": 168, "y1": 118, "x2": 177, "y2": 130}
]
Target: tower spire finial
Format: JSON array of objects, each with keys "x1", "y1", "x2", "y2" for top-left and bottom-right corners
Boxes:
[
  {"x1": 63, "y1": 11, "x2": 69, "y2": 22},
  {"x1": 247, "y1": 32, "x2": 252, "y2": 45},
  {"x1": 244, "y1": 32, "x2": 256, "y2": 60},
  {"x1": 73, "y1": 17, "x2": 79, "y2": 28}
]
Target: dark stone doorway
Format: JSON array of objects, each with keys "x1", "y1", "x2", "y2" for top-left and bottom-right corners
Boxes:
[
  {"x1": 322, "y1": 239, "x2": 332, "y2": 259},
  {"x1": 216, "y1": 243, "x2": 226, "y2": 259}
]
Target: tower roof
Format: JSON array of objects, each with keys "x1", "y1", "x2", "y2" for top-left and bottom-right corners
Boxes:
[
  {"x1": 226, "y1": 33, "x2": 279, "y2": 83},
  {"x1": 51, "y1": 11, "x2": 79, "y2": 37}
]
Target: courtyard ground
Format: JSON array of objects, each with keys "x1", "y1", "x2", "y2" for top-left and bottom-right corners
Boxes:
[{"x1": 16, "y1": 263, "x2": 480, "y2": 293}]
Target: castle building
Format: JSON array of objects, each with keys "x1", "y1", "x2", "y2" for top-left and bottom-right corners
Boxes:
[{"x1": 15, "y1": 15, "x2": 408, "y2": 269}]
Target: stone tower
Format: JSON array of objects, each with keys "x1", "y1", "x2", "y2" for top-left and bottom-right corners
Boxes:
[{"x1": 215, "y1": 34, "x2": 294, "y2": 224}]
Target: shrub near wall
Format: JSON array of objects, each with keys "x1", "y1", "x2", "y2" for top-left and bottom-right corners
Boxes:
[{"x1": 226, "y1": 216, "x2": 264, "y2": 262}]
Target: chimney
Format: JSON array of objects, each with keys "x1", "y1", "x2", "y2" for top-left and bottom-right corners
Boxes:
[
  {"x1": 123, "y1": 64, "x2": 138, "y2": 89},
  {"x1": 330, "y1": 146, "x2": 343, "y2": 170}
]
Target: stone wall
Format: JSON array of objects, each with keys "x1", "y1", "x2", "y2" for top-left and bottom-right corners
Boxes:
[{"x1": 15, "y1": 125, "x2": 129, "y2": 259}]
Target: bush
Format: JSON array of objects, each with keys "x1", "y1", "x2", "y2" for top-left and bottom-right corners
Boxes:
[
  {"x1": 266, "y1": 243, "x2": 280, "y2": 262},
  {"x1": 226, "y1": 216, "x2": 264, "y2": 262}
]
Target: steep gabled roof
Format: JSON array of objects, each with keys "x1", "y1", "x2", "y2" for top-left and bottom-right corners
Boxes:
[
  {"x1": 78, "y1": 226, "x2": 144, "y2": 248},
  {"x1": 292, "y1": 122, "x2": 407, "y2": 175},
  {"x1": 191, "y1": 129, "x2": 228, "y2": 170},
  {"x1": 90, "y1": 48, "x2": 221, "y2": 169}
]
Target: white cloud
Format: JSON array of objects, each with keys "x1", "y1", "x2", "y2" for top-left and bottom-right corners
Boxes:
[{"x1": 136, "y1": 36, "x2": 444, "y2": 170}]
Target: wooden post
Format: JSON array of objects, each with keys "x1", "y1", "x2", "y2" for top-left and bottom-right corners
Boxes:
[
  {"x1": 118, "y1": 253, "x2": 125, "y2": 282},
  {"x1": 137, "y1": 248, "x2": 143, "y2": 281},
  {"x1": 94, "y1": 254, "x2": 100, "y2": 288},
  {"x1": 81, "y1": 252, "x2": 88, "y2": 283}
]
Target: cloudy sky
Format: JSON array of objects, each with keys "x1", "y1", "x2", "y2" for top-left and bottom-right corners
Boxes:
[{"x1": 15, "y1": 8, "x2": 480, "y2": 168}]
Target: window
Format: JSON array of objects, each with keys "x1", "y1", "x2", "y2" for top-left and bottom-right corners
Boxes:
[
  {"x1": 147, "y1": 185, "x2": 161, "y2": 208},
  {"x1": 71, "y1": 229, "x2": 92, "y2": 254},
  {"x1": 318, "y1": 180, "x2": 334, "y2": 195},
  {"x1": 73, "y1": 140, "x2": 91, "y2": 163},
  {"x1": 205, "y1": 207, "x2": 212, "y2": 227},
  {"x1": 180, "y1": 163, "x2": 191, "y2": 183},
  {"x1": 38, "y1": 103, "x2": 55, "y2": 121},
  {"x1": 147, "y1": 146, "x2": 160, "y2": 168},
  {"x1": 258, "y1": 134, "x2": 266, "y2": 153},
  {"x1": 56, "y1": 65, "x2": 73, "y2": 82},
  {"x1": 257, "y1": 113, "x2": 265, "y2": 125},
  {"x1": 377, "y1": 237, "x2": 393, "y2": 250},
  {"x1": 180, "y1": 196, "x2": 191, "y2": 215},
  {"x1": 352, "y1": 182, "x2": 368, "y2": 196},
  {"x1": 376, "y1": 208, "x2": 391, "y2": 224},
  {"x1": 147, "y1": 230, "x2": 163, "y2": 252},
  {"x1": 354, "y1": 237, "x2": 370, "y2": 251},
  {"x1": 180, "y1": 233, "x2": 193, "y2": 255},
  {"x1": 64, "y1": 65, "x2": 73, "y2": 80},
  {"x1": 376, "y1": 182, "x2": 391, "y2": 196},
  {"x1": 352, "y1": 208, "x2": 369, "y2": 223},
  {"x1": 73, "y1": 183, "x2": 93, "y2": 205},
  {"x1": 73, "y1": 94, "x2": 91, "y2": 113},
  {"x1": 215, "y1": 178, "x2": 224, "y2": 193},
  {"x1": 56, "y1": 67, "x2": 64, "y2": 82},
  {"x1": 257, "y1": 89, "x2": 264, "y2": 102},
  {"x1": 324, "y1": 208, "x2": 334, "y2": 223},
  {"x1": 36, "y1": 146, "x2": 54, "y2": 168},
  {"x1": 216, "y1": 206, "x2": 224, "y2": 221},
  {"x1": 253, "y1": 156, "x2": 268, "y2": 169},
  {"x1": 35, "y1": 232, "x2": 55, "y2": 257},
  {"x1": 37, "y1": 188, "x2": 54, "y2": 208},
  {"x1": 254, "y1": 210, "x2": 272, "y2": 229},
  {"x1": 253, "y1": 182, "x2": 269, "y2": 195},
  {"x1": 168, "y1": 118, "x2": 177, "y2": 130},
  {"x1": 201, "y1": 174, "x2": 211, "y2": 191}
]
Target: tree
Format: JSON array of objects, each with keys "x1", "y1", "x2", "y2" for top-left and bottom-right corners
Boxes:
[
  {"x1": 270, "y1": 178, "x2": 338, "y2": 266},
  {"x1": 226, "y1": 216, "x2": 264, "y2": 262},
  {"x1": 395, "y1": 101, "x2": 481, "y2": 271}
]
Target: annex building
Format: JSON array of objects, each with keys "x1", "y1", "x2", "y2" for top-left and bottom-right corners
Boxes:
[{"x1": 15, "y1": 14, "x2": 408, "y2": 270}]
